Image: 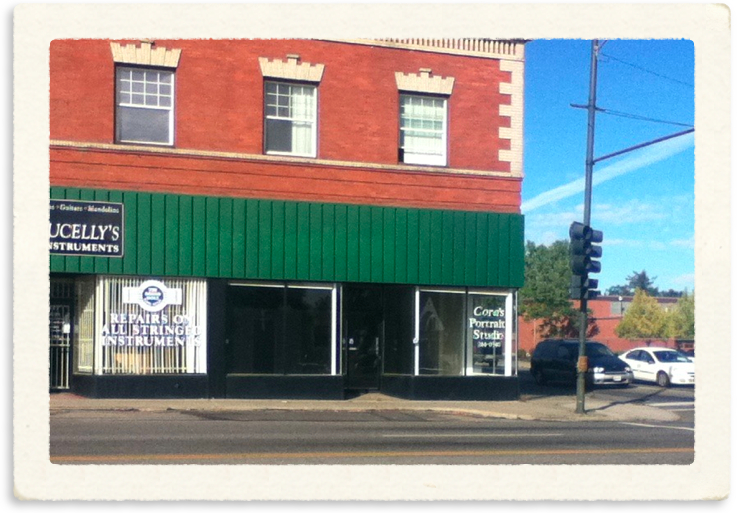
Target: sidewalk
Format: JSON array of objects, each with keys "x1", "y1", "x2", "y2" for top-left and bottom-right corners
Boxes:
[{"x1": 49, "y1": 390, "x2": 679, "y2": 423}]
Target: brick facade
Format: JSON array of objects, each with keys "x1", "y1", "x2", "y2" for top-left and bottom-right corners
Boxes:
[{"x1": 50, "y1": 39, "x2": 524, "y2": 212}]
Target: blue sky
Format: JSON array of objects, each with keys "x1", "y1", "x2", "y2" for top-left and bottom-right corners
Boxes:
[{"x1": 521, "y1": 39, "x2": 695, "y2": 294}]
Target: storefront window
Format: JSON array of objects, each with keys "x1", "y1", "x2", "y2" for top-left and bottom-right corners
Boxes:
[
  {"x1": 466, "y1": 293, "x2": 511, "y2": 375},
  {"x1": 226, "y1": 283, "x2": 336, "y2": 376},
  {"x1": 227, "y1": 285, "x2": 284, "y2": 374},
  {"x1": 96, "y1": 276, "x2": 208, "y2": 375},
  {"x1": 285, "y1": 287, "x2": 332, "y2": 374},
  {"x1": 415, "y1": 288, "x2": 516, "y2": 377},
  {"x1": 418, "y1": 290, "x2": 465, "y2": 375}
]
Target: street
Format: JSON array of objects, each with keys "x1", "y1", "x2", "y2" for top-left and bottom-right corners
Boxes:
[
  {"x1": 518, "y1": 366, "x2": 696, "y2": 427},
  {"x1": 50, "y1": 380, "x2": 694, "y2": 465}
]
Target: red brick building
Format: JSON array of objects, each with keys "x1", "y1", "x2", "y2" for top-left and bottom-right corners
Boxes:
[
  {"x1": 49, "y1": 38, "x2": 527, "y2": 400},
  {"x1": 518, "y1": 295, "x2": 683, "y2": 355}
]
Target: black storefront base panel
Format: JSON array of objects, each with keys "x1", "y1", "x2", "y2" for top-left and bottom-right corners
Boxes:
[
  {"x1": 70, "y1": 375, "x2": 210, "y2": 399},
  {"x1": 226, "y1": 375, "x2": 345, "y2": 400},
  {"x1": 381, "y1": 375, "x2": 520, "y2": 401}
]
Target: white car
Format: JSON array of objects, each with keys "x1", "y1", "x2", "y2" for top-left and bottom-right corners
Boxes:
[{"x1": 619, "y1": 347, "x2": 695, "y2": 387}]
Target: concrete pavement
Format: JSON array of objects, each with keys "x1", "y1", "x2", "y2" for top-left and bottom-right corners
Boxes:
[{"x1": 49, "y1": 389, "x2": 680, "y2": 423}]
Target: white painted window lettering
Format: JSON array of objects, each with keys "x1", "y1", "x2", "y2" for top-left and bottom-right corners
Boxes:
[{"x1": 95, "y1": 277, "x2": 207, "y2": 375}]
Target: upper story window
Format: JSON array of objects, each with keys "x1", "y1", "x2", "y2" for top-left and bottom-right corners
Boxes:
[
  {"x1": 110, "y1": 41, "x2": 181, "y2": 146},
  {"x1": 395, "y1": 68, "x2": 455, "y2": 167},
  {"x1": 259, "y1": 54, "x2": 325, "y2": 158},
  {"x1": 115, "y1": 67, "x2": 174, "y2": 145},
  {"x1": 399, "y1": 94, "x2": 447, "y2": 166},
  {"x1": 264, "y1": 81, "x2": 317, "y2": 157}
]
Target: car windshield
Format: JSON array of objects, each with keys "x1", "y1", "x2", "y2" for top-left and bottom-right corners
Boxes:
[
  {"x1": 585, "y1": 343, "x2": 615, "y2": 358},
  {"x1": 653, "y1": 350, "x2": 691, "y2": 363}
]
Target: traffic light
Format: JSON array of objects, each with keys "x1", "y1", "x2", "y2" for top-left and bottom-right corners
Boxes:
[
  {"x1": 569, "y1": 221, "x2": 603, "y2": 300},
  {"x1": 569, "y1": 222, "x2": 603, "y2": 276},
  {"x1": 570, "y1": 275, "x2": 600, "y2": 300}
]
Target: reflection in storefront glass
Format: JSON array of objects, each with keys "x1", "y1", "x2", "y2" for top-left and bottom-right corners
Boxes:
[
  {"x1": 227, "y1": 286, "x2": 284, "y2": 374},
  {"x1": 285, "y1": 288, "x2": 331, "y2": 374},
  {"x1": 418, "y1": 292, "x2": 465, "y2": 375}
]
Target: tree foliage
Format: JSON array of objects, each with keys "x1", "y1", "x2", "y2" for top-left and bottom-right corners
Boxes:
[
  {"x1": 615, "y1": 288, "x2": 668, "y2": 340},
  {"x1": 519, "y1": 240, "x2": 599, "y2": 338},
  {"x1": 606, "y1": 270, "x2": 660, "y2": 296},
  {"x1": 666, "y1": 291, "x2": 695, "y2": 339},
  {"x1": 605, "y1": 270, "x2": 683, "y2": 298}
]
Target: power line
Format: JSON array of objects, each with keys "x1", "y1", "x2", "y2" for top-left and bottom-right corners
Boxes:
[
  {"x1": 598, "y1": 108, "x2": 694, "y2": 128},
  {"x1": 601, "y1": 52, "x2": 694, "y2": 88}
]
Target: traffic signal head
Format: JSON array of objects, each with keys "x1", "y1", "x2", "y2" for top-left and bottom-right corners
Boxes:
[
  {"x1": 570, "y1": 275, "x2": 600, "y2": 300},
  {"x1": 569, "y1": 222, "x2": 603, "y2": 276}
]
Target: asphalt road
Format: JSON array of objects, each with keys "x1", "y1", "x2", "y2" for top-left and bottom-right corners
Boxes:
[
  {"x1": 50, "y1": 395, "x2": 694, "y2": 465},
  {"x1": 518, "y1": 368, "x2": 696, "y2": 427}
]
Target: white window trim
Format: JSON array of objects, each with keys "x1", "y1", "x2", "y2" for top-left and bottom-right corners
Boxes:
[
  {"x1": 399, "y1": 94, "x2": 448, "y2": 167},
  {"x1": 414, "y1": 287, "x2": 420, "y2": 375},
  {"x1": 228, "y1": 281, "x2": 338, "y2": 375},
  {"x1": 331, "y1": 285, "x2": 338, "y2": 375},
  {"x1": 264, "y1": 81, "x2": 318, "y2": 158},
  {"x1": 115, "y1": 66, "x2": 175, "y2": 146},
  {"x1": 414, "y1": 288, "x2": 516, "y2": 377}
]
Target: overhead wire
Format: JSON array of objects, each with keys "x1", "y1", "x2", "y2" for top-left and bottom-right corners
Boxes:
[
  {"x1": 600, "y1": 52, "x2": 694, "y2": 88},
  {"x1": 597, "y1": 108, "x2": 694, "y2": 128},
  {"x1": 596, "y1": 49, "x2": 693, "y2": 128}
]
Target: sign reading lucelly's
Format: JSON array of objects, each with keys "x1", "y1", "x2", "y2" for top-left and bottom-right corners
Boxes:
[
  {"x1": 49, "y1": 199, "x2": 124, "y2": 256},
  {"x1": 101, "y1": 280, "x2": 203, "y2": 347}
]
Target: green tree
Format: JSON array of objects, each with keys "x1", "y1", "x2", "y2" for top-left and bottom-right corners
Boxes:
[
  {"x1": 615, "y1": 288, "x2": 668, "y2": 341},
  {"x1": 519, "y1": 240, "x2": 598, "y2": 338},
  {"x1": 628, "y1": 270, "x2": 660, "y2": 296},
  {"x1": 606, "y1": 270, "x2": 663, "y2": 297},
  {"x1": 605, "y1": 284, "x2": 631, "y2": 297},
  {"x1": 666, "y1": 291, "x2": 695, "y2": 338}
]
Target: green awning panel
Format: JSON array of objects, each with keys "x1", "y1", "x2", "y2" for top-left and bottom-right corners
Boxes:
[{"x1": 50, "y1": 187, "x2": 524, "y2": 288}]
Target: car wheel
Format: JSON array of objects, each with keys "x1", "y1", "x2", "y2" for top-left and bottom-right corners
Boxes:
[
  {"x1": 656, "y1": 371, "x2": 670, "y2": 388},
  {"x1": 532, "y1": 368, "x2": 547, "y2": 386}
]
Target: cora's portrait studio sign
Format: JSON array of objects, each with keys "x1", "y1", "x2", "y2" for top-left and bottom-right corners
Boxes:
[{"x1": 49, "y1": 199, "x2": 124, "y2": 257}]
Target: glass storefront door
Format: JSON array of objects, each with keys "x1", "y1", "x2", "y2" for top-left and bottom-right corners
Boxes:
[{"x1": 343, "y1": 285, "x2": 383, "y2": 390}]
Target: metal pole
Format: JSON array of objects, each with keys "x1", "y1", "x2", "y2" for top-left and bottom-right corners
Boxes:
[{"x1": 576, "y1": 40, "x2": 600, "y2": 414}]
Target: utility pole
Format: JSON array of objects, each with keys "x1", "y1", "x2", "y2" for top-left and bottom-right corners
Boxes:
[
  {"x1": 575, "y1": 40, "x2": 601, "y2": 415},
  {"x1": 571, "y1": 41, "x2": 694, "y2": 415}
]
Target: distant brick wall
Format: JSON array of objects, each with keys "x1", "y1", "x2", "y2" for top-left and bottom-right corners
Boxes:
[{"x1": 518, "y1": 296, "x2": 681, "y2": 355}]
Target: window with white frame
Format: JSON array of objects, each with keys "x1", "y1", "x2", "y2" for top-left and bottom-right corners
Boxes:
[
  {"x1": 95, "y1": 276, "x2": 208, "y2": 375},
  {"x1": 264, "y1": 81, "x2": 317, "y2": 157},
  {"x1": 399, "y1": 94, "x2": 447, "y2": 166},
  {"x1": 116, "y1": 67, "x2": 174, "y2": 145},
  {"x1": 414, "y1": 288, "x2": 517, "y2": 377}
]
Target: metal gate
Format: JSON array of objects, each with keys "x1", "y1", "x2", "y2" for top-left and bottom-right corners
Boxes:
[
  {"x1": 50, "y1": 279, "x2": 74, "y2": 391},
  {"x1": 49, "y1": 304, "x2": 71, "y2": 390}
]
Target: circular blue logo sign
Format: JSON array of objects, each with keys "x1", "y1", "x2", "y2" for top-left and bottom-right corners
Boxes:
[{"x1": 142, "y1": 286, "x2": 164, "y2": 307}]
